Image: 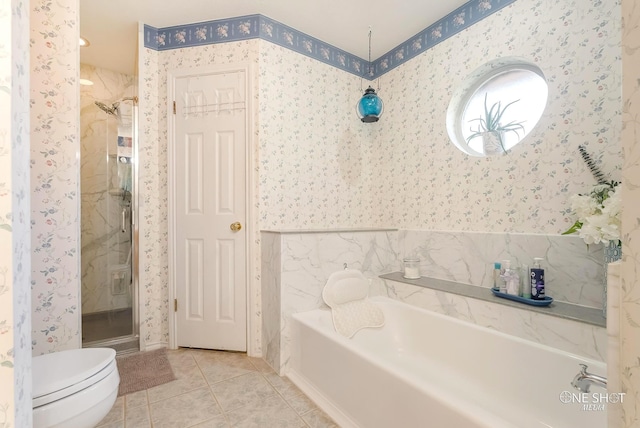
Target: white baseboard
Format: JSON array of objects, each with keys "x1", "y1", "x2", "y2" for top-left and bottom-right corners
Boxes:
[
  {"x1": 143, "y1": 341, "x2": 168, "y2": 351},
  {"x1": 286, "y1": 369, "x2": 358, "y2": 428}
]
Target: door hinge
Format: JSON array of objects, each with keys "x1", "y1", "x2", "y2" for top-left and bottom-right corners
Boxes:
[
  {"x1": 174, "y1": 299, "x2": 177, "y2": 312},
  {"x1": 173, "y1": 101, "x2": 176, "y2": 115}
]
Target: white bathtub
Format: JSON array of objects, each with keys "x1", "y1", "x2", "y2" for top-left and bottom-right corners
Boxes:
[{"x1": 288, "y1": 296, "x2": 606, "y2": 428}]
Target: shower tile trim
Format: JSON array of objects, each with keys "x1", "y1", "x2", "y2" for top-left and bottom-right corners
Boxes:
[{"x1": 142, "y1": 0, "x2": 517, "y2": 78}]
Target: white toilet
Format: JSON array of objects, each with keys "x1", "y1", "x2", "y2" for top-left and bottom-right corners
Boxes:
[{"x1": 32, "y1": 348, "x2": 120, "y2": 428}]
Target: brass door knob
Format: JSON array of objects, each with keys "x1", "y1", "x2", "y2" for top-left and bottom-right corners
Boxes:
[{"x1": 230, "y1": 222, "x2": 242, "y2": 232}]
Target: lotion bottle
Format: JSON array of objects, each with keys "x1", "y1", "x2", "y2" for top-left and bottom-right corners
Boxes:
[
  {"x1": 493, "y1": 262, "x2": 501, "y2": 290},
  {"x1": 530, "y1": 257, "x2": 545, "y2": 300}
]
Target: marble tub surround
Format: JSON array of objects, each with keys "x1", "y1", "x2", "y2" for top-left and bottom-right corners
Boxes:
[
  {"x1": 263, "y1": 228, "x2": 610, "y2": 373},
  {"x1": 380, "y1": 273, "x2": 605, "y2": 327},
  {"x1": 606, "y1": 261, "x2": 622, "y2": 427},
  {"x1": 261, "y1": 229, "x2": 398, "y2": 374},
  {"x1": 376, "y1": 277, "x2": 606, "y2": 362},
  {"x1": 399, "y1": 230, "x2": 605, "y2": 309}
]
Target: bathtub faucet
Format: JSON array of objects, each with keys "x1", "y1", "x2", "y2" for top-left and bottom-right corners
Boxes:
[{"x1": 571, "y1": 364, "x2": 607, "y2": 393}]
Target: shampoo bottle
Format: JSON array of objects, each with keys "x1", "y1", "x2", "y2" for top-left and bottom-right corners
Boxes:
[{"x1": 530, "y1": 257, "x2": 545, "y2": 300}]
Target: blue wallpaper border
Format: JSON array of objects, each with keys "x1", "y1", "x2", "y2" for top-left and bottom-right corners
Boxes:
[{"x1": 144, "y1": 0, "x2": 518, "y2": 79}]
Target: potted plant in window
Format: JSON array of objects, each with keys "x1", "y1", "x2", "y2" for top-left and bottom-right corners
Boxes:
[{"x1": 466, "y1": 94, "x2": 526, "y2": 156}]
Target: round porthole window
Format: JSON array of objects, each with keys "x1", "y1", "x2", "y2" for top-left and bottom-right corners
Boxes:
[{"x1": 446, "y1": 58, "x2": 548, "y2": 157}]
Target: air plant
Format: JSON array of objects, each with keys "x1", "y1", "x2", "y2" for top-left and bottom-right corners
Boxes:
[{"x1": 466, "y1": 93, "x2": 526, "y2": 153}]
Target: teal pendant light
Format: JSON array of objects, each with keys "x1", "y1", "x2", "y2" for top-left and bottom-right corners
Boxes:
[{"x1": 356, "y1": 28, "x2": 383, "y2": 123}]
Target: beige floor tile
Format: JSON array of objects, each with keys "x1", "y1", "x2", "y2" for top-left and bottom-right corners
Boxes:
[
  {"x1": 284, "y1": 391, "x2": 317, "y2": 416},
  {"x1": 124, "y1": 390, "x2": 148, "y2": 409},
  {"x1": 226, "y1": 394, "x2": 305, "y2": 428},
  {"x1": 210, "y1": 372, "x2": 276, "y2": 412},
  {"x1": 302, "y1": 408, "x2": 339, "y2": 428},
  {"x1": 149, "y1": 387, "x2": 222, "y2": 428},
  {"x1": 166, "y1": 348, "x2": 197, "y2": 367},
  {"x1": 124, "y1": 404, "x2": 151, "y2": 428},
  {"x1": 97, "y1": 396, "x2": 124, "y2": 426},
  {"x1": 147, "y1": 363, "x2": 207, "y2": 403},
  {"x1": 248, "y1": 357, "x2": 275, "y2": 374},
  {"x1": 187, "y1": 414, "x2": 230, "y2": 427},
  {"x1": 263, "y1": 373, "x2": 303, "y2": 400},
  {"x1": 195, "y1": 351, "x2": 256, "y2": 384},
  {"x1": 95, "y1": 421, "x2": 124, "y2": 428}
]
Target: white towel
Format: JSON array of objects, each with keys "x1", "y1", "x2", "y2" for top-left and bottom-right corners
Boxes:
[{"x1": 322, "y1": 269, "x2": 385, "y2": 338}]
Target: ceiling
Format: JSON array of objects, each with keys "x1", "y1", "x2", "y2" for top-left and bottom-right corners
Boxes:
[{"x1": 80, "y1": 0, "x2": 469, "y2": 76}]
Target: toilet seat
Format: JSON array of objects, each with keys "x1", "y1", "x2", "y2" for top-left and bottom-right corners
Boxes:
[{"x1": 33, "y1": 348, "x2": 116, "y2": 408}]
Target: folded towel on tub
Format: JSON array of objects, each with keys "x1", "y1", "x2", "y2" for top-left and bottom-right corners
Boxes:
[{"x1": 322, "y1": 269, "x2": 385, "y2": 338}]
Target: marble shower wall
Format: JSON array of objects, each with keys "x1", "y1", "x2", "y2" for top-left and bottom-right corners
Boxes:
[
  {"x1": 620, "y1": 0, "x2": 640, "y2": 425},
  {"x1": 0, "y1": 1, "x2": 32, "y2": 426},
  {"x1": 400, "y1": 230, "x2": 605, "y2": 308},
  {"x1": 261, "y1": 230, "x2": 398, "y2": 373},
  {"x1": 80, "y1": 64, "x2": 135, "y2": 315},
  {"x1": 376, "y1": 0, "x2": 622, "y2": 234},
  {"x1": 30, "y1": 0, "x2": 81, "y2": 355}
]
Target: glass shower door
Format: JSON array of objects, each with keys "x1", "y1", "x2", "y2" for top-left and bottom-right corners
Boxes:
[{"x1": 80, "y1": 89, "x2": 138, "y2": 352}]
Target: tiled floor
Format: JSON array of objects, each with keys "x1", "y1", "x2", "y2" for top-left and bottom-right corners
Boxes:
[{"x1": 96, "y1": 348, "x2": 339, "y2": 428}]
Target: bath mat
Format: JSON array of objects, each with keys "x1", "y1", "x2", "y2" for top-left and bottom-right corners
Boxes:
[
  {"x1": 116, "y1": 348, "x2": 176, "y2": 396},
  {"x1": 322, "y1": 269, "x2": 385, "y2": 338}
]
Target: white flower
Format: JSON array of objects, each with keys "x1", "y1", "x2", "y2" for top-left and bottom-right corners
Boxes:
[{"x1": 566, "y1": 183, "x2": 620, "y2": 245}]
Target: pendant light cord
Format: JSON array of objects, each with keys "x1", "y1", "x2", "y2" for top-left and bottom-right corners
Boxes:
[{"x1": 368, "y1": 27, "x2": 372, "y2": 78}]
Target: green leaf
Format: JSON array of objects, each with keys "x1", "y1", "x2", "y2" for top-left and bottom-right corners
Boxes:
[
  {"x1": 1, "y1": 361, "x2": 13, "y2": 368},
  {"x1": 562, "y1": 221, "x2": 582, "y2": 235},
  {"x1": 0, "y1": 224, "x2": 11, "y2": 232}
]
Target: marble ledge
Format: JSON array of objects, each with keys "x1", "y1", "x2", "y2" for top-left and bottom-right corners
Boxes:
[
  {"x1": 380, "y1": 272, "x2": 606, "y2": 328},
  {"x1": 260, "y1": 228, "x2": 397, "y2": 234}
]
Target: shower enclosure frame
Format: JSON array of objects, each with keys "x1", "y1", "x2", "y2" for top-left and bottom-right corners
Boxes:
[{"x1": 82, "y1": 96, "x2": 140, "y2": 354}]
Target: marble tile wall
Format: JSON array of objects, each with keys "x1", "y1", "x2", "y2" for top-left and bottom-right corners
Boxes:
[
  {"x1": 30, "y1": 0, "x2": 81, "y2": 355},
  {"x1": 80, "y1": 64, "x2": 136, "y2": 315},
  {"x1": 260, "y1": 232, "x2": 281, "y2": 371},
  {"x1": 606, "y1": 261, "x2": 621, "y2": 426},
  {"x1": 261, "y1": 230, "x2": 399, "y2": 373},
  {"x1": 262, "y1": 229, "x2": 608, "y2": 374},
  {"x1": 376, "y1": 279, "x2": 606, "y2": 362},
  {"x1": 620, "y1": 0, "x2": 640, "y2": 425},
  {"x1": 400, "y1": 230, "x2": 605, "y2": 308},
  {"x1": 0, "y1": 1, "x2": 32, "y2": 426}
]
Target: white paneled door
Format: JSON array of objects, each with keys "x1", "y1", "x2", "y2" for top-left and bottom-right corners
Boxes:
[{"x1": 171, "y1": 67, "x2": 247, "y2": 351}]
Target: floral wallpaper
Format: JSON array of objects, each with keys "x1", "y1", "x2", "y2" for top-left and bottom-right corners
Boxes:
[
  {"x1": 0, "y1": 1, "x2": 32, "y2": 427},
  {"x1": 137, "y1": 0, "x2": 624, "y2": 361},
  {"x1": 30, "y1": 0, "x2": 81, "y2": 355},
  {"x1": 258, "y1": 41, "x2": 378, "y2": 229},
  {"x1": 620, "y1": 0, "x2": 640, "y2": 424},
  {"x1": 377, "y1": 0, "x2": 622, "y2": 235}
]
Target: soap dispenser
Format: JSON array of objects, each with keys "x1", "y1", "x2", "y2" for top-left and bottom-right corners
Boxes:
[{"x1": 502, "y1": 261, "x2": 520, "y2": 296}]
